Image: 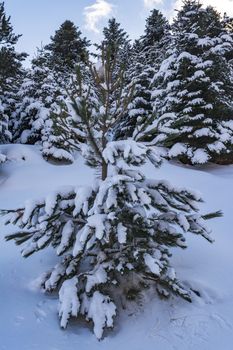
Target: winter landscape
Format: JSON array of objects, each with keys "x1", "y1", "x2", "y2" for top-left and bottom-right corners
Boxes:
[{"x1": 1, "y1": 0, "x2": 233, "y2": 349}]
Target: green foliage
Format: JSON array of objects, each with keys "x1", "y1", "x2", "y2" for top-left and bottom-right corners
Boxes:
[
  {"x1": 152, "y1": 0, "x2": 233, "y2": 164},
  {"x1": 0, "y1": 2, "x2": 27, "y2": 86},
  {"x1": 114, "y1": 10, "x2": 170, "y2": 140},
  {"x1": 0, "y1": 2, "x2": 27, "y2": 144},
  {"x1": 45, "y1": 20, "x2": 90, "y2": 74}
]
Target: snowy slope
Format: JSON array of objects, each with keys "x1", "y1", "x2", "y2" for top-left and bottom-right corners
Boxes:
[{"x1": 0, "y1": 144, "x2": 233, "y2": 350}]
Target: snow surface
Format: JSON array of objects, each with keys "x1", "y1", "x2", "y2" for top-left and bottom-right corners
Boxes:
[{"x1": 1, "y1": 144, "x2": 233, "y2": 349}]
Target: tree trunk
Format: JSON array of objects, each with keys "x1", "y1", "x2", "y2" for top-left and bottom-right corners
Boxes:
[
  {"x1": 101, "y1": 123, "x2": 108, "y2": 180},
  {"x1": 102, "y1": 160, "x2": 108, "y2": 180}
]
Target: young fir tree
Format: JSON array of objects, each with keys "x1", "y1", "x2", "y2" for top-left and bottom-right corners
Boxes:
[
  {"x1": 0, "y1": 2, "x2": 27, "y2": 146},
  {"x1": 114, "y1": 10, "x2": 171, "y2": 140},
  {"x1": 45, "y1": 20, "x2": 90, "y2": 75},
  {"x1": 2, "y1": 46, "x2": 220, "y2": 339},
  {"x1": 151, "y1": 0, "x2": 233, "y2": 165}
]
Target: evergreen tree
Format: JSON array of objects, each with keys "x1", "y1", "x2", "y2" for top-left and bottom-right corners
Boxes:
[
  {"x1": 45, "y1": 20, "x2": 90, "y2": 74},
  {"x1": 96, "y1": 18, "x2": 131, "y2": 72},
  {"x1": 14, "y1": 47, "x2": 87, "y2": 164},
  {"x1": 2, "y1": 46, "x2": 219, "y2": 339},
  {"x1": 13, "y1": 50, "x2": 59, "y2": 144},
  {"x1": 0, "y1": 2, "x2": 27, "y2": 145},
  {"x1": 25, "y1": 21, "x2": 90, "y2": 162},
  {"x1": 41, "y1": 63, "x2": 91, "y2": 163},
  {"x1": 114, "y1": 43, "x2": 155, "y2": 140},
  {"x1": 0, "y1": 2, "x2": 27, "y2": 85},
  {"x1": 152, "y1": 0, "x2": 233, "y2": 165},
  {"x1": 141, "y1": 9, "x2": 171, "y2": 52},
  {"x1": 114, "y1": 10, "x2": 171, "y2": 140},
  {"x1": 12, "y1": 49, "x2": 75, "y2": 163}
]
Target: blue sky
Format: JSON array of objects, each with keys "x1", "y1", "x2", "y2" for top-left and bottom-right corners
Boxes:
[{"x1": 4, "y1": 0, "x2": 233, "y2": 65}]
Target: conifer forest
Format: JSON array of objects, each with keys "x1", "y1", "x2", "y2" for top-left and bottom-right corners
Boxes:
[{"x1": 0, "y1": 1, "x2": 233, "y2": 349}]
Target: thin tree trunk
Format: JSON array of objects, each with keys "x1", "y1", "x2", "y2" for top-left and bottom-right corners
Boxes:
[
  {"x1": 101, "y1": 121, "x2": 108, "y2": 180},
  {"x1": 102, "y1": 160, "x2": 108, "y2": 180}
]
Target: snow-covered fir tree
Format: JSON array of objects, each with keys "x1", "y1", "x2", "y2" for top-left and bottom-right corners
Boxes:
[
  {"x1": 114, "y1": 41, "x2": 155, "y2": 140},
  {"x1": 13, "y1": 20, "x2": 90, "y2": 163},
  {"x1": 13, "y1": 50, "x2": 54, "y2": 144},
  {"x1": 114, "y1": 10, "x2": 171, "y2": 140},
  {"x1": 12, "y1": 50, "x2": 76, "y2": 163},
  {"x1": 41, "y1": 63, "x2": 93, "y2": 163},
  {"x1": 29, "y1": 21, "x2": 90, "y2": 162},
  {"x1": 151, "y1": 0, "x2": 233, "y2": 165},
  {"x1": 0, "y1": 1, "x2": 27, "y2": 147},
  {"x1": 2, "y1": 45, "x2": 220, "y2": 339}
]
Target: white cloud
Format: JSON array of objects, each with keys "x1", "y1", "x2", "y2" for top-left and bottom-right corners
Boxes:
[
  {"x1": 143, "y1": 0, "x2": 164, "y2": 8},
  {"x1": 172, "y1": 0, "x2": 233, "y2": 18},
  {"x1": 84, "y1": 0, "x2": 114, "y2": 34},
  {"x1": 200, "y1": 0, "x2": 233, "y2": 16}
]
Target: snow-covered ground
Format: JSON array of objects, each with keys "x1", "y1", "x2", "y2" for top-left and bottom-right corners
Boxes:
[{"x1": 0, "y1": 144, "x2": 233, "y2": 350}]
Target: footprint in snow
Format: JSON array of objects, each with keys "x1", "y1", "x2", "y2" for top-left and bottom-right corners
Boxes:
[
  {"x1": 14, "y1": 315, "x2": 25, "y2": 326},
  {"x1": 34, "y1": 305, "x2": 47, "y2": 323},
  {"x1": 210, "y1": 313, "x2": 232, "y2": 330}
]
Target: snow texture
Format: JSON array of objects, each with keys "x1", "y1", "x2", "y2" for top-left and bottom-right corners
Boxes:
[{"x1": 0, "y1": 145, "x2": 233, "y2": 349}]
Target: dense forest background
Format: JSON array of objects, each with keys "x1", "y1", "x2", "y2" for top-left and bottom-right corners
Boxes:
[{"x1": 1, "y1": 0, "x2": 233, "y2": 166}]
